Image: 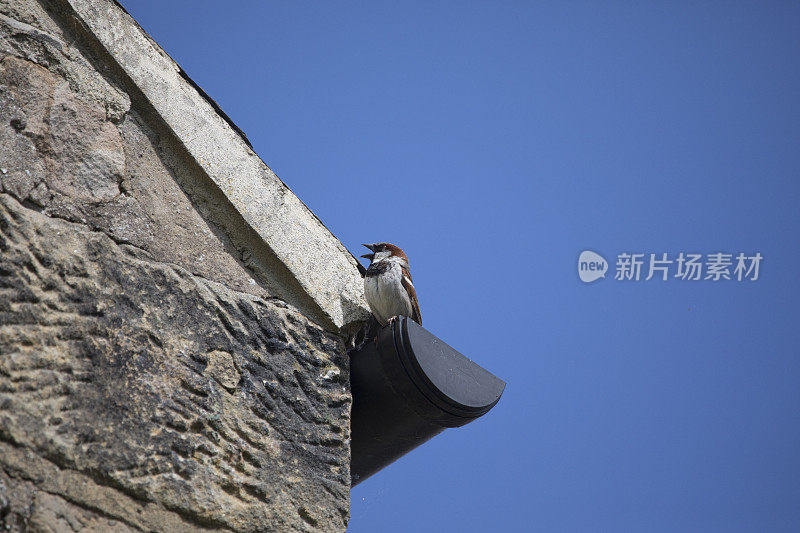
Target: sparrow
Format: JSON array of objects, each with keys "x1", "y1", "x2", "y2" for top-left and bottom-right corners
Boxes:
[{"x1": 360, "y1": 243, "x2": 422, "y2": 326}]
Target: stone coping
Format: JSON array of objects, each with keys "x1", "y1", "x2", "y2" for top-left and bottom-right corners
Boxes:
[{"x1": 62, "y1": 0, "x2": 369, "y2": 332}]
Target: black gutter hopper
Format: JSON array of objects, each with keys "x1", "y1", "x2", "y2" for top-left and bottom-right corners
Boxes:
[{"x1": 350, "y1": 316, "x2": 506, "y2": 486}]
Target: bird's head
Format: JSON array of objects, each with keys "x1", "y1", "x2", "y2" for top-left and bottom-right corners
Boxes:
[{"x1": 361, "y1": 243, "x2": 409, "y2": 266}]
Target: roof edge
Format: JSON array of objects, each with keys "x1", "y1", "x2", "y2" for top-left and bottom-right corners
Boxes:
[{"x1": 62, "y1": 0, "x2": 370, "y2": 332}]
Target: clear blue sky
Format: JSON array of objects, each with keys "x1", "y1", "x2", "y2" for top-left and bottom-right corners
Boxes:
[{"x1": 120, "y1": 2, "x2": 800, "y2": 531}]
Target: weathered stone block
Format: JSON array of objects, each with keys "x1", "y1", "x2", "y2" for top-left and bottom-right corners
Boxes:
[{"x1": 0, "y1": 193, "x2": 351, "y2": 531}]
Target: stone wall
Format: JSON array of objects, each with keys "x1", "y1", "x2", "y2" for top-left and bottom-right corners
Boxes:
[{"x1": 0, "y1": 0, "x2": 367, "y2": 531}]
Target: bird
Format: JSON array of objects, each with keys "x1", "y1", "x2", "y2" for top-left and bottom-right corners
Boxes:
[{"x1": 360, "y1": 243, "x2": 422, "y2": 326}]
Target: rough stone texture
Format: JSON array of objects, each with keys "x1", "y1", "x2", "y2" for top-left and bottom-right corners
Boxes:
[
  {"x1": 1, "y1": 469, "x2": 140, "y2": 532},
  {"x1": 0, "y1": 193, "x2": 351, "y2": 531},
  {"x1": 0, "y1": 4, "x2": 274, "y2": 304},
  {"x1": 0, "y1": 0, "x2": 362, "y2": 531}
]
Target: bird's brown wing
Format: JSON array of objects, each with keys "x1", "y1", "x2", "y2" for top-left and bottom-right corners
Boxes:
[{"x1": 401, "y1": 271, "x2": 422, "y2": 325}]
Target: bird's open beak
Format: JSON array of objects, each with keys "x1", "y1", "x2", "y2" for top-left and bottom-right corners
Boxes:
[{"x1": 361, "y1": 243, "x2": 375, "y2": 261}]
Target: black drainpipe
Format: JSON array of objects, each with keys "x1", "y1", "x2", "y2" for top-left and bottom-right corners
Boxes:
[{"x1": 349, "y1": 316, "x2": 506, "y2": 485}]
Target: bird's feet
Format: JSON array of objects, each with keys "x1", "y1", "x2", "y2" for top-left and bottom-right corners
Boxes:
[{"x1": 388, "y1": 315, "x2": 399, "y2": 326}]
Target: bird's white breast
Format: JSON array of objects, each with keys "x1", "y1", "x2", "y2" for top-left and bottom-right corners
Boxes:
[{"x1": 364, "y1": 261, "x2": 413, "y2": 326}]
